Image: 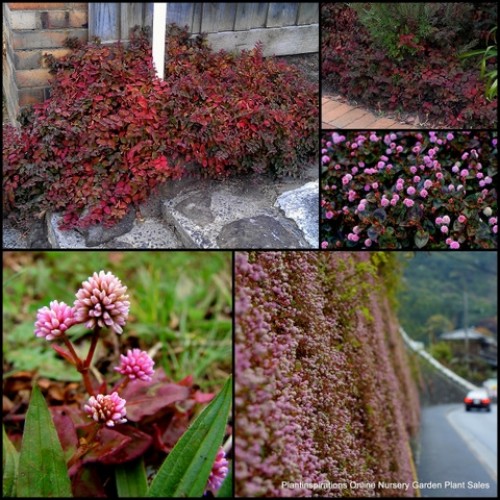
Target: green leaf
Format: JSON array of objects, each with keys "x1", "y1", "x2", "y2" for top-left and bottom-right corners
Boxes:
[
  {"x1": 115, "y1": 458, "x2": 148, "y2": 498},
  {"x1": 216, "y1": 461, "x2": 233, "y2": 498},
  {"x1": 17, "y1": 384, "x2": 73, "y2": 497},
  {"x1": 147, "y1": 376, "x2": 232, "y2": 498},
  {"x1": 3, "y1": 424, "x2": 19, "y2": 497},
  {"x1": 414, "y1": 230, "x2": 429, "y2": 249}
]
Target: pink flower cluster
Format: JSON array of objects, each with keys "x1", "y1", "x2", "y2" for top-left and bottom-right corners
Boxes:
[
  {"x1": 84, "y1": 392, "x2": 127, "y2": 427},
  {"x1": 235, "y1": 252, "x2": 419, "y2": 497},
  {"x1": 35, "y1": 300, "x2": 75, "y2": 341},
  {"x1": 74, "y1": 270, "x2": 130, "y2": 334},
  {"x1": 321, "y1": 131, "x2": 497, "y2": 249},
  {"x1": 33, "y1": 271, "x2": 155, "y2": 429},
  {"x1": 35, "y1": 270, "x2": 130, "y2": 341},
  {"x1": 206, "y1": 447, "x2": 229, "y2": 493},
  {"x1": 115, "y1": 348, "x2": 155, "y2": 382}
]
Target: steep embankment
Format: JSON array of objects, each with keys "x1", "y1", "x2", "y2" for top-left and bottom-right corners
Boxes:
[{"x1": 235, "y1": 251, "x2": 420, "y2": 497}]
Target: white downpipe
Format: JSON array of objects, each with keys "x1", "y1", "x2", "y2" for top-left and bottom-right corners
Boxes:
[{"x1": 152, "y1": 3, "x2": 167, "y2": 79}]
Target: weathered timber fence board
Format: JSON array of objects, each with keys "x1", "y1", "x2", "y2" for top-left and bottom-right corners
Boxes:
[{"x1": 89, "y1": 2, "x2": 318, "y2": 55}]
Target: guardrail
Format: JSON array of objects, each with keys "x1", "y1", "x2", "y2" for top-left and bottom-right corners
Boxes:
[{"x1": 399, "y1": 327, "x2": 478, "y2": 392}]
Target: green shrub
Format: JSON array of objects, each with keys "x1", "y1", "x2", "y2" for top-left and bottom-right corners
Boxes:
[
  {"x1": 350, "y1": 2, "x2": 475, "y2": 60},
  {"x1": 461, "y1": 26, "x2": 497, "y2": 101},
  {"x1": 429, "y1": 342, "x2": 453, "y2": 364}
]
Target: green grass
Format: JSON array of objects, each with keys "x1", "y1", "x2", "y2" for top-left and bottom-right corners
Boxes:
[{"x1": 3, "y1": 251, "x2": 232, "y2": 393}]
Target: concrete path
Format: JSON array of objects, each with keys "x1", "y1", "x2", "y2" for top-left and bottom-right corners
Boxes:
[{"x1": 322, "y1": 95, "x2": 414, "y2": 130}]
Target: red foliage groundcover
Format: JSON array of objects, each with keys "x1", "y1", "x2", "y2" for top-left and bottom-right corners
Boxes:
[
  {"x1": 321, "y1": 3, "x2": 497, "y2": 128},
  {"x1": 3, "y1": 26, "x2": 317, "y2": 229}
]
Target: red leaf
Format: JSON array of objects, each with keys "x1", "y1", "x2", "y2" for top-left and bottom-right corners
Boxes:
[
  {"x1": 81, "y1": 427, "x2": 130, "y2": 465},
  {"x1": 50, "y1": 344, "x2": 77, "y2": 366},
  {"x1": 119, "y1": 368, "x2": 192, "y2": 421}
]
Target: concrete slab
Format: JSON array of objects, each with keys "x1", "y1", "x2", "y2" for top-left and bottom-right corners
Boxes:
[
  {"x1": 46, "y1": 213, "x2": 182, "y2": 248},
  {"x1": 3, "y1": 221, "x2": 29, "y2": 248}
]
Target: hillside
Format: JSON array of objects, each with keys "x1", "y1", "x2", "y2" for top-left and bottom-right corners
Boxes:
[
  {"x1": 397, "y1": 252, "x2": 498, "y2": 343},
  {"x1": 235, "y1": 251, "x2": 420, "y2": 497}
]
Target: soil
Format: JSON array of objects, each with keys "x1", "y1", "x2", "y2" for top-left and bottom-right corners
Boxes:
[{"x1": 277, "y1": 52, "x2": 320, "y2": 86}]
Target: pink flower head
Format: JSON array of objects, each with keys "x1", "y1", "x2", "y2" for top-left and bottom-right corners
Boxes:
[
  {"x1": 74, "y1": 271, "x2": 130, "y2": 334},
  {"x1": 35, "y1": 301, "x2": 75, "y2": 341},
  {"x1": 403, "y1": 198, "x2": 414, "y2": 208},
  {"x1": 419, "y1": 189, "x2": 428, "y2": 198},
  {"x1": 115, "y1": 348, "x2": 155, "y2": 382},
  {"x1": 449, "y1": 241, "x2": 460, "y2": 249},
  {"x1": 321, "y1": 241, "x2": 329, "y2": 249},
  {"x1": 325, "y1": 210, "x2": 334, "y2": 220},
  {"x1": 458, "y1": 215, "x2": 467, "y2": 224},
  {"x1": 332, "y1": 132, "x2": 345, "y2": 144},
  {"x1": 84, "y1": 392, "x2": 127, "y2": 427},
  {"x1": 406, "y1": 186, "x2": 416, "y2": 196},
  {"x1": 442, "y1": 215, "x2": 451, "y2": 225},
  {"x1": 440, "y1": 225, "x2": 449, "y2": 234},
  {"x1": 206, "y1": 447, "x2": 229, "y2": 493}
]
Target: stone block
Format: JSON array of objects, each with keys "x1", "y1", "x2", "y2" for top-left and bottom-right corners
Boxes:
[
  {"x1": 217, "y1": 215, "x2": 308, "y2": 249},
  {"x1": 7, "y1": 10, "x2": 38, "y2": 30},
  {"x1": 16, "y1": 68, "x2": 51, "y2": 88},
  {"x1": 8, "y1": 3, "x2": 67, "y2": 11},
  {"x1": 12, "y1": 28, "x2": 88, "y2": 50},
  {"x1": 274, "y1": 180, "x2": 319, "y2": 248},
  {"x1": 18, "y1": 86, "x2": 44, "y2": 107},
  {"x1": 80, "y1": 208, "x2": 136, "y2": 247},
  {"x1": 69, "y1": 9, "x2": 88, "y2": 28}
]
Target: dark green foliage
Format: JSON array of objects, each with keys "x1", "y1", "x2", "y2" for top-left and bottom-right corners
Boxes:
[{"x1": 397, "y1": 252, "x2": 498, "y2": 343}]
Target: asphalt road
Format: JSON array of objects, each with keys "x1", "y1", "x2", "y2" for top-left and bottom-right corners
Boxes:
[{"x1": 417, "y1": 403, "x2": 497, "y2": 497}]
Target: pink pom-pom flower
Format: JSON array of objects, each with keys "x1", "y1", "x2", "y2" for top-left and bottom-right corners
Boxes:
[
  {"x1": 206, "y1": 447, "x2": 229, "y2": 493},
  {"x1": 74, "y1": 271, "x2": 130, "y2": 334},
  {"x1": 34, "y1": 300, "x2": 75, "y2": 341},
  {"x1": 114, "y1": 348, "x2": 155, "y2": 382},
  {"x1": 84, "y1": 392, "x2": 127, "y2": 427}
]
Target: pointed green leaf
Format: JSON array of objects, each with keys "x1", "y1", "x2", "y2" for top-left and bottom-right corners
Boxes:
[
  {"x1": 216, "y1": 461, "x2": 233, "y2": 498},
  {"x1": 17, "y1": 384, "x2": 73, "y2": 497},
  {"x1": 115, "y1": 458, "x2": 148, "y2": 498},
  {"x1": 3, "y1": 424, "x2": 19, "y2": 497},
  {"x1": 147, "y1": 376, "x2": 232, "y2": 498}
]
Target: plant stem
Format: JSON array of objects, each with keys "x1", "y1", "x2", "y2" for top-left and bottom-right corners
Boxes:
[
  {"x1": 79, "y1": 327, "x2": 101, "y2": 396},
  {"x1": 62, "y1": 335, "x2": 81, "y2": 367},
  {"x1": 81, "y1": 368, "x2": 96, "y2": 396},
  {"x1": 67, "y1": 422, "x2": 100, "y2": 469},
  {"x1": 112, "y1": 376, "x2": 130, "y2": 394},
  {"x1": 85, "y1": 327, "x2": 101, "y2": 368}
]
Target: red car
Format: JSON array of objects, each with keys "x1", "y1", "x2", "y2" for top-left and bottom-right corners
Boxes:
[{"x1": 464, "y1": 389, "x2": 491, "y2": 412}]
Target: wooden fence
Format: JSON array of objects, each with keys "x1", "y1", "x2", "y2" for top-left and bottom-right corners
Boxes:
[{"x1": 89, "y1": 2, "x2": 318, "y2": 55}]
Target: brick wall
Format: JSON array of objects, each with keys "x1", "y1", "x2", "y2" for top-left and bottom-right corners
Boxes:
[{"x1": 3, "y1": 2, "x2": 88, "y2": 123}]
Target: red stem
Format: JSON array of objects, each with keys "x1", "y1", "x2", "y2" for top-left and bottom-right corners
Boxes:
[
  {"x1": 62, "y1": 335, "x2": 81, "y2": 368},
  {"x1": 84, "y1": 327, "x2": 101, "y2": 368}
]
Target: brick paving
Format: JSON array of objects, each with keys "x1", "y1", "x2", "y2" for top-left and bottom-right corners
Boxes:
[{"x1": 322, "y1": 96, "x2": 415, "y2": 130}]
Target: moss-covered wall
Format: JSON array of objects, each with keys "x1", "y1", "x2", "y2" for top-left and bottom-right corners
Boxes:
[{"x1": 235, "y1": 251, "x2": 420, "y2": 497}]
